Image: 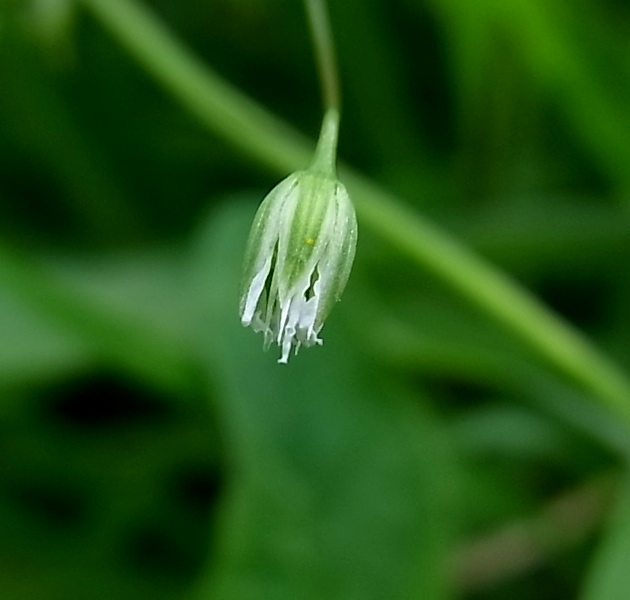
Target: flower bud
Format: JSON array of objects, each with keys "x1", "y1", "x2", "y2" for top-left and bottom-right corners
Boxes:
[{"x1": 239, "y1": 167, "x2": 357, "y2": 363}]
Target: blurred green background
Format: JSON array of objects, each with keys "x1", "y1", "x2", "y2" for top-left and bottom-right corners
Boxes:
[{"x1": 1, "y1": 0, "x2": 630, "y2": 599}]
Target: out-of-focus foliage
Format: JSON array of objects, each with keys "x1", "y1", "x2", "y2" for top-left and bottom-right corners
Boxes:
[{"x1": 0, "y1": 0, "x2": 629, "y2": 599}]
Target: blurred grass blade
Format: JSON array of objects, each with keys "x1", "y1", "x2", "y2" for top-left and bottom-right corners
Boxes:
[
  {"x1": 424, "y1": 0, "x2": 630, "y2": 195},
  {"x1": 581, "y1": 476, "x2": 630, "y2": 600},
  {"x1": 0, "y1": 29, "x2": 143, "y2": 243}
]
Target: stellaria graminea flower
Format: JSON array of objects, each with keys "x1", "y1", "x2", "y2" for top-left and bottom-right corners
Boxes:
[{"x1": 239, "y1": 110, "x2": 357, "y2": 363}]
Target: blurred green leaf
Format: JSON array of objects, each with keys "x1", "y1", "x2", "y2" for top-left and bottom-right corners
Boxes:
[
  {"x1": 0, "y1": 244, "x2": 197, "y2": 395},
  {"x1": 0, "y1": 286, "x2": 88, "y2": 390},
  {"x1": 188, "y1": 201, "x2": 456, "y2": 600}
]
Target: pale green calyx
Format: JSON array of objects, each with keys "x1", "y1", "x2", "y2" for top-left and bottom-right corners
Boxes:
[{"x1": 239, "y1": 110, "x2": 357, "y2": 363}]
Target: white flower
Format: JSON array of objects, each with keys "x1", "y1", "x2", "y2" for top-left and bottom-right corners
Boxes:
[{"x1": 239, "y1": 169, "x2": 357, "y2": 363}]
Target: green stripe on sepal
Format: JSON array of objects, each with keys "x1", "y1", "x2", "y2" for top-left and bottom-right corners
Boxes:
[{"x1": 239, "y1": 134, "x2": 357, "y2": 363}]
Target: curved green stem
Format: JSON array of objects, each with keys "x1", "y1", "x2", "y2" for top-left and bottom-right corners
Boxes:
[
  {"x1": 346, "y1": 172, "x2": 630, "y2": 416},
  {"x1": 304, "y1": 0, "x2": 341, "y2": 112},
  {"x1": 310, "y1": 108, "x2": 340, "y2": 175},
  {"x1": 80, "y1": 0, "x2": 630, "y2": 424}
]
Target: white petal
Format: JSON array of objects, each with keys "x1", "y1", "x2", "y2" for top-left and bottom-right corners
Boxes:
[{"x1": 241, "y1": 255, "x2": 272, "y2": 326}]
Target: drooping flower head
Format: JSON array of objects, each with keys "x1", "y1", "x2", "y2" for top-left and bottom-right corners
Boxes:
[{"x1": 239, "y1": 110, "x2": 357, "y2": 363}]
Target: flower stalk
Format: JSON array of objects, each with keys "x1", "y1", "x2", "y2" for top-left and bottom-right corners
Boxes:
[
  {"x1": 238, "y1": 0, "x2": 356, "y2": 363},
  {"x1": 239, "y1": 108, "x2": 357, "y2": 363},
  {"x1": 304, "y1": 0, "x2": 340, "y2": 113}
]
